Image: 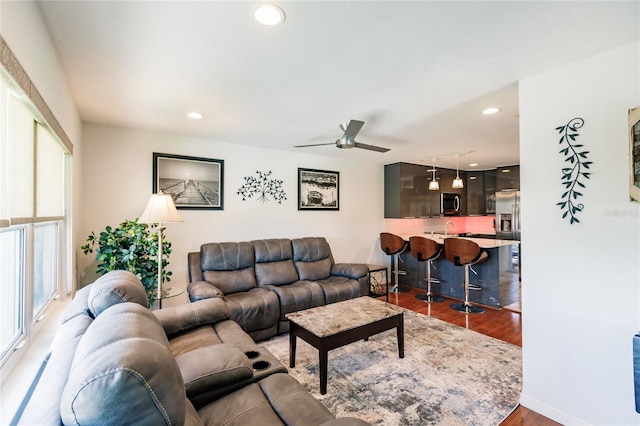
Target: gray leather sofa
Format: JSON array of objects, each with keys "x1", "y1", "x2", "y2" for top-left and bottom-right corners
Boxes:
[
  {"x1": 13, "y1": 270, "x2": 369, "y2": 426},
  {"x1": 188, "y1": 237, "x2": 369, "y2": 340}
]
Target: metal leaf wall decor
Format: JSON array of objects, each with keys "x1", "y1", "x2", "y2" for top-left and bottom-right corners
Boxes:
[
  {"x1": 555, "y1": 117, "x2": 592, "y2": 224},
  {"x1": 237, "y1": 170, "x2": 287, "y2": 204}
]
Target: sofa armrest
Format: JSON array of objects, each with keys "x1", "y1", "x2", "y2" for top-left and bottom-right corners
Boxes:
[
  {"x1": 175, "y1": 344, "x2": 253, "y2": 401},
  {"x1": 153, "y1": 297, "x2": 231, "y2": 336},
  {"x1": 187, "y1": 280, "x2": 224, "y2": 301},
  {"x1": 331, "y1": 263, "x2": 369, "y2": 280}
]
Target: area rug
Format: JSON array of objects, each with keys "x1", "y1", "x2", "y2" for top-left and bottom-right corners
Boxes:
[{"x1": 260, "y1": 310, "x2": 521, "y2": 425}]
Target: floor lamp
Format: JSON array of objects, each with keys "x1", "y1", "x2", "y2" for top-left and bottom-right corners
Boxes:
[{"x1": 139, "y1": 192, "x2": 183, "y2": 308}]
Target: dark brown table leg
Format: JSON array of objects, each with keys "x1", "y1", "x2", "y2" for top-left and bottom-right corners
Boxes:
[
  {"x1": 319, "y1": 348, "x2": 328, "y2": 395},
  {"x1": 397, "y1": 313, "x2": 404, "y2": 358},
  {"x1": 289, "y1": 325, "x2": 297, "y2": 368}
]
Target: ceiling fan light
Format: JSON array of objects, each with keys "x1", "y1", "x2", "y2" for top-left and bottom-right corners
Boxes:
[{"x1": 452, "y1": 177, "x2": 464, "y2": 189}]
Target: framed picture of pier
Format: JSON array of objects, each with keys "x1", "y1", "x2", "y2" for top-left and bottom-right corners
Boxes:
[
  {"x1": 152, "y1": 152, "x2": 224, "y2": 210},
  {"x1": 297, "y1": 168, "x2": 339, "y2": 210}
]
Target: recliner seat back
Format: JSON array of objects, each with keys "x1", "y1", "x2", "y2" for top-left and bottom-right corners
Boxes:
[
  {"x1": 292, "y1": 237, "x2": 335, "y2": 280},
  {"x1": 252, "y1": 238, "x2": 299, "y2": 287},
  {"x1": 200, "y1": 242, "x2": 257, "y2": 294}
]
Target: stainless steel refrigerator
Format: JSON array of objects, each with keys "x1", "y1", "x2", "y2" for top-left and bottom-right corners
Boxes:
[{"x1": 495, "y1": 190, "x2": 520, "y2": 240}]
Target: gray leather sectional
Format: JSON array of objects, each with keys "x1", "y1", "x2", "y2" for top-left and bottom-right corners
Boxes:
[
  {"x1": 187, "y1": 237, "x2": 370, "y2": 341},
  {"x1": 13, "y1": 270, "x2": 369, "y2": 425}
]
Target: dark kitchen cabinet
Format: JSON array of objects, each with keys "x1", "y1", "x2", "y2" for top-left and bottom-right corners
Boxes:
[
  {"x1": 466, "y1": 171, "x2": 485, "y2": 215},
  {"x1": 496, "y1": 165, "x2": 520, "y2": 191},
  {"x1": 384, "y1": 162, "x2": 440, "y2": 218},
  {"x1": 484, "y1": 169, "x2": 496, "y2": 215}
]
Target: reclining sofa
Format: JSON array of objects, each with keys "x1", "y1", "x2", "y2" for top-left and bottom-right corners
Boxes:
[
  {"x1": 13, "y1": 270, "x2": 369, "y2": 426},
  {"x1": 188, "y1": 237, "x2": 370, "y2": 341}
]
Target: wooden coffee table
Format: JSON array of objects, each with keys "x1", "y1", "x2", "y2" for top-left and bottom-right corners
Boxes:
[{"x1": 286, "y1": 296, "x2": 404, "y2": 394}]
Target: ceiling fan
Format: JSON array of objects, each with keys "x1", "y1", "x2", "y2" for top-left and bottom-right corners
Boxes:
[{"x1": 294, "y1": 120, "x2": 390, "y2": 153}]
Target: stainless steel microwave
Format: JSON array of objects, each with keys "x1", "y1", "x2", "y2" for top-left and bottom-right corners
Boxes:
[{"x1": 441, "y1": 192, "x2": 461, "y2": 216}]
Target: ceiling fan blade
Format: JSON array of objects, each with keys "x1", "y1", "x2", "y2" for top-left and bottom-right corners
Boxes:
[
  {"x1": 294, "y1": 142, "x2": 336, "y2": 148},
  {"x1": 342, "y1": 120, "x2": 364, "y2": 141},
  {"x1": 354, "y1": 141, "x2": 390, "y2": 153}
]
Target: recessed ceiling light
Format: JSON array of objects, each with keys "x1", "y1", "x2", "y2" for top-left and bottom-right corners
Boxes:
[
  {"x1": 255, "y1": 4, "x2": 285, "y2": 26},
  {"x1": 482, "y1": 107, "x2": 500, "y2": 115},
  {"x1": 469, "y1": 163, "x2": 478, "y2": 167},
  {"x1": 187, "y1": 112, "x2": 203, "y2": 119}
]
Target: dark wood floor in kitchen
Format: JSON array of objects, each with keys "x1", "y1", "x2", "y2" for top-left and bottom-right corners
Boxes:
[{"x1": 377, "y1": 287, "x2": 560, "y2": 426}]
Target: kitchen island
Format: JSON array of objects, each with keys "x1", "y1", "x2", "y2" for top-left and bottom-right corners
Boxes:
[{"x1": 395, "y1": 234, "x2": 519, "y2": 309}]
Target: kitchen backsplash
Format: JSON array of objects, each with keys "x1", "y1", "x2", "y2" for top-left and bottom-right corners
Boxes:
[{"x1": 384, "y1": 215, "x2": 495, "y2": 236}]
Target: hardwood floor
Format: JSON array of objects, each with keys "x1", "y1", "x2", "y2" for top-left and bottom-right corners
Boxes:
[{"x1": 378, "y1": 286, "x2": 560, "y2": 426}]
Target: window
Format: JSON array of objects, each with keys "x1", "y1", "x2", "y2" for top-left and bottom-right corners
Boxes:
[
  {"x1": 0, "y1": 65, "x2": 70, "y2": 376},
  {"x1": 0, "y1": 228, "x2": 24, "y2": 361}
]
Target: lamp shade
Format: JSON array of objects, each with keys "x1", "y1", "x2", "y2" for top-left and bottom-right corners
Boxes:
[
  {"x1": 139, "y1": 193, "x2": 183, "y2": 224},
  {"x1": 452, "y1": 177, "x2": 464, "y2": 189}
]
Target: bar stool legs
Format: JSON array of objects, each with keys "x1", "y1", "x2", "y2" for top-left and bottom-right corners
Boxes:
[
  {"x1": 415, "y1": 257, "x2": 444, "y2": 302},
  {"x1": 389, "y1": 249, "x2": 409, "y2": 293},
  {"x1": 450, "y1": 264, "x2": 485, "y2": 313}
]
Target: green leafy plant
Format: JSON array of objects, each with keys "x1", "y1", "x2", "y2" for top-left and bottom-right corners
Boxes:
[{"x1": 81, "y1": 218, "x2": 172, "y2": 300}]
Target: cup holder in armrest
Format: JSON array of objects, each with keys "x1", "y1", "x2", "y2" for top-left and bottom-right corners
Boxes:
[
  {"x1": 245, "y1": 350, "x2": 261, "y2": 359},
  {"x1": 252, "y1": 360, "x2": 271, "y2": 371}
]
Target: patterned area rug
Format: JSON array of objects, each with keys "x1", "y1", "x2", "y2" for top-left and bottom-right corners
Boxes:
[{"x1": 260, "y1": 310, "x2": 521, "y2": 425}]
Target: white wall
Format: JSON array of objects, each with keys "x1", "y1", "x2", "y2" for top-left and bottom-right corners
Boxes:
[
  {"x1": 519, "y1": 41, "x2": 640, "y2": 425},
  {"x1": 78, "y1": 123, "x2": 386, "y2": 305}
]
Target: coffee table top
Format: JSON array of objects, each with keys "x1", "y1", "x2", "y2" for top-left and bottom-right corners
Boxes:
[{"x1": 285, "y1": 296, "x2": 404, "y2": 338}]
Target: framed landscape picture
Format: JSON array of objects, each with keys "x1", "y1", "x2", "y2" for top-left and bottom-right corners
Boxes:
[
  {"x1": 298, "y1": 168, "x2": 339, "y2": 210},
  {"x1": 153, "y1": 152, "x2": 224, "y2": 210}
]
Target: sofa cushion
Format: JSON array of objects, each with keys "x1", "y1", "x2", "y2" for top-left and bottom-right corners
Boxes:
[
  {"x1": 267, "y1": 281, "x2": 325, "y2": 320},
  {"x1": 316, "y1": 276, "x2": 362, "y2": 304},
  {"x1": 201, "y1": 242, "x2": 257, "y2": 294},
  {"x1": 86, "y1": 270, "x2": 148, "y2": 317},
  {"x1": 168, "y1": 319, "x2": 257, "y2": 357},
  {"x1": 60, "y1": 303, "x2": 185, "y2": 425},
  {"x1": 292, "y1": 237, "x2": 334, "y2": 281},
  {"x1": 197, "y1": 373, "x2": 335, "y2": 426},
  {"x1": 225, "y1": 288, "x2": 280, "y2": 333},
  {"x1": 253, "y1": 239, "x2": 299, "y2": 286}
]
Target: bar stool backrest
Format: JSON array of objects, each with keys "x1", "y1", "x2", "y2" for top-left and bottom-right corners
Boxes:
[
  {"x1": 409, "y1": 236, "x2": 441, "y2": 262},
  {"x1": 443, "y1": 238, "x2": 482, "y2": 266},
  {"x1": 379, "y1": 232, "x2": 406, "y2": 255}
]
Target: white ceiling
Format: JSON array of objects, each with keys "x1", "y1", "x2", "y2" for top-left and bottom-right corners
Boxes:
[{"x1": 36, "y1": 1, "x2": 639, "y2": 170}]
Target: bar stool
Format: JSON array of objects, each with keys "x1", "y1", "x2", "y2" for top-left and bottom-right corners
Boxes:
[
  {"x1": 443, "y1": 238, "x2": 488, "y2": 314},
  {"x1": 379, "y1": 232, "x2": 409, "y2": 293},
  {"x1": 409, "y1": 236, "x2": 444, "y2": 303}
]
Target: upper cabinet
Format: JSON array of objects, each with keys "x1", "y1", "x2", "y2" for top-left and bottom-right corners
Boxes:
[
  {"x1": 466, "y1": 171, "x2": 485, "y2": 215},
  {"x1": 384, "y1": 162, "x2": 468, "y2": 218},
  {"x1": 385, "y1": 162, "x2": 440, "y2": 218},
  {"x1": 496, "y1": 165, "x2": 520, "y2": 191}
]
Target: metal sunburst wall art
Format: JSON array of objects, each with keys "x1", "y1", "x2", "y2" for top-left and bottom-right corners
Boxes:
[
  {"x1": 555, "y1": 117, "x2": 592, "y2": 224},
  {"x1": 237, "y1": 170, "x2": 287, "y2": 204}
]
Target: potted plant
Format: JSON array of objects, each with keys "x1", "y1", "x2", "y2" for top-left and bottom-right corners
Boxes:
[{"x1": 81, "y1": 218, "x2": 173, "y2": 301}]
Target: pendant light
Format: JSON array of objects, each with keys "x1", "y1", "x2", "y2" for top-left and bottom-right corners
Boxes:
[
  {"x1": 452, "y1": 154, "x2": 464, "y2": 189},
  {"x1": 428, "y1": 159, "x2": 439, "y2": 191}
]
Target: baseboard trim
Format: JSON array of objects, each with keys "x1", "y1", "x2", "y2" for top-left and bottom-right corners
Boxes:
[{"x1": 520, "y1": 393, "x2": 589, "y2": 425}]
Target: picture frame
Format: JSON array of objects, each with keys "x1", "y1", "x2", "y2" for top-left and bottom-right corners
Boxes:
[
  {"x1": 153, "y1": 152, "x2": 224, "y2": 210},
  {"x1": 298, "y1": 168, "x2": 339, "y2": 210}
]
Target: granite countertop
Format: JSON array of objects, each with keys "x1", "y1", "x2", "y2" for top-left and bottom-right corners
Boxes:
[
  {"x1": 397, "y1": 233, "x2": 519, "y2": 248},
  {"x1": 285, "y1": 297, "x2": 404, "y2": 337}
]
